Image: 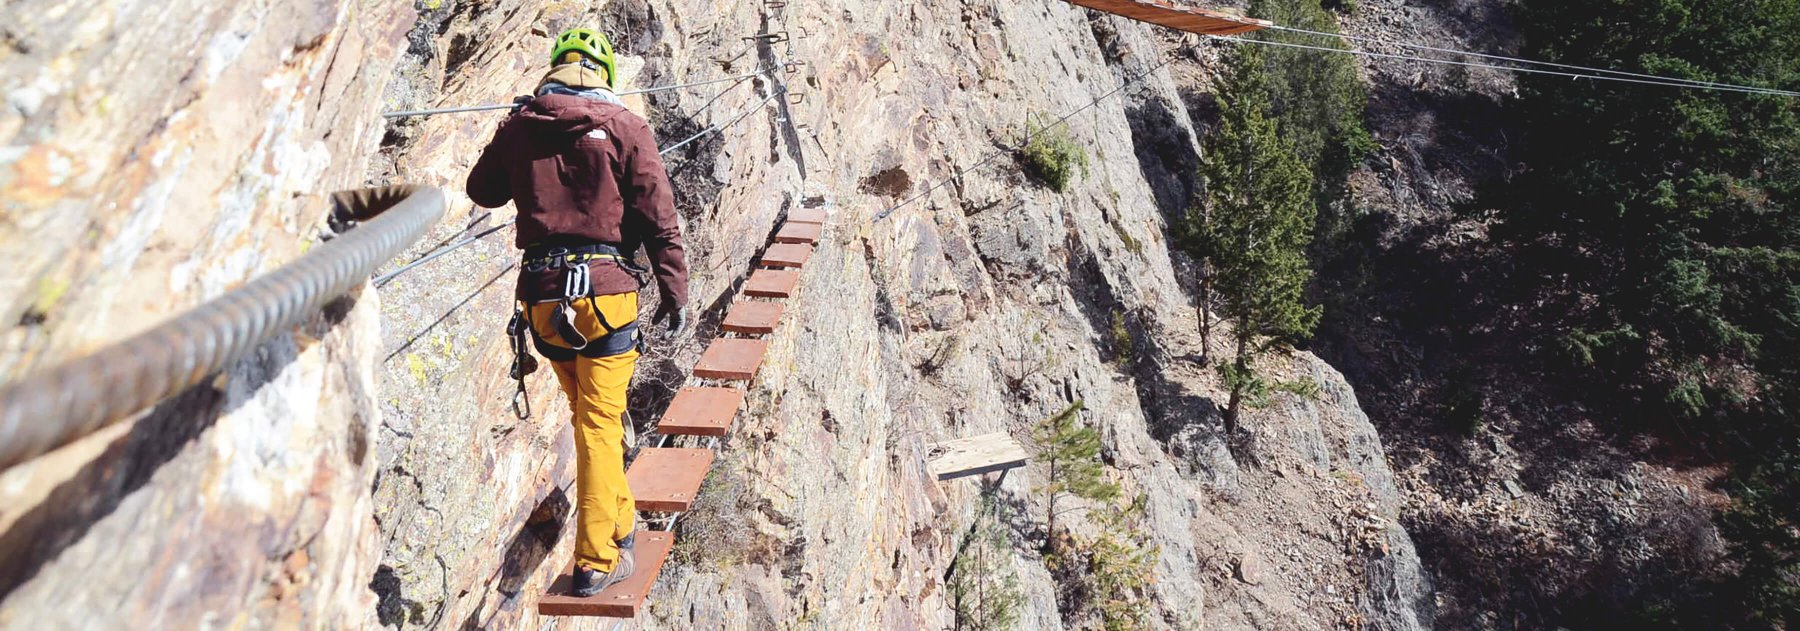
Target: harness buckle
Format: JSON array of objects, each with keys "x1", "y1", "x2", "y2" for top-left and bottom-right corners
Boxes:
[{"x1": 564, "y1": 262, "x2": 591, "y2": 300}]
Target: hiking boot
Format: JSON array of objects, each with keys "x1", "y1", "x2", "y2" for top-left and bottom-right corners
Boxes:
[{"x1": 572, "y1": 536, "x2": 636, "y2": 597}]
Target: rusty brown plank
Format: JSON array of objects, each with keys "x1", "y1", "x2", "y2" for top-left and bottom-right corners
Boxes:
[
  {"x1": 627, "y1": 448, "x2": 714, "y2": 511},
  {"x1": 744, "y1": 269, "x2": 801, "y2": 298},
  {"x1": 760, "y1": 243, "x2": 813, "y2": 269},
  {"x1": 538, "y1": 531, "x2": 675, "y2": 617},
  {"x1": 787, "y1": 207, "x2": 828, "y2": 225},
  {"x1": 693, "y1": 338, "x2": 769, "y2": 381},
  {"x1": 774, "y1": 221, "x2": 822, "y2": 245},
  {"x1": 1059, "y1": 0, "x2": 1269, "y2": 36},
  {"x1": 657, "y1": 387, "x2": 745, "y2": 436},
  {"x1": 721, "y1": 301, "x2": 785, "y2": 335}
]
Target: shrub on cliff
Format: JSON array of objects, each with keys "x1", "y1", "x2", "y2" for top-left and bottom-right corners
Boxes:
[{"x1": 1021, "y1": 117, "x2": 1090, "y2": 193}]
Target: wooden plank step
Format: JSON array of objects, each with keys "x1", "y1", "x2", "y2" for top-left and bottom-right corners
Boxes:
[
  {"x1": 760, "y1": 243, "x2": 813, "y2": 269},
  {"x1": 744, "y1": 269, "x2": 800, "y2": 298},
  {"x1": 774, "y1": 221, "x2": 822, "y2": 245},
  {"x1": 721, "y1": 301, "x2": 785, "y2": 335},
  {"x1": 657, "y1": 387, "x2": 745, "y2": 436},
  {"x1": 693, "y1": 338, "x2": 769, "y2": 381},
  {"x1": 538, "y1": 530, "x2": 675, "y2": 617},
  {"x1": 627, "y1": 448, "x2": 714, "y2": 511},
  {"x1": 929, "y1": 432, "x2": 1031, "y2": 481},
  {"x1": 787, "y1": 207, "x2": 828, "y2": 225}
]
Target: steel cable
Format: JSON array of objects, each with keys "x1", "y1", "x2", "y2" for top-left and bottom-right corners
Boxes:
[
  {"x1": 1204, "y1": 34, "x2": 1800, "y2": 97},
  {"x1": 873, "y1": 55, "x2": 1178, "y2": 222},
  {"x1": 0, "y1": 187, "x2": 448, "y2": 471}
]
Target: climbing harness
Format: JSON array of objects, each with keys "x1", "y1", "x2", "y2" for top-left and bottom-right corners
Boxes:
[
  {"x1": 522, "y1": 243, "x2": 650, "y2": 288},
  {"x1": 513, "y1": 244, "x2": 648, "y2": 366}
]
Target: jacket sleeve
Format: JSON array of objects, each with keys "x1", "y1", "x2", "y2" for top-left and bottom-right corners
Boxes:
[
  {"x1": 465, "y1": 124, "x2": 513, "y2": 209},
  {"x1": 619, "y1": 115, "x2": 689, "y2": 306}
]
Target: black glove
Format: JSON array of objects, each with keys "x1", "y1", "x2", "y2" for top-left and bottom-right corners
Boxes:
[
  {"x1": 654, "y1": 299, "x2": 689, "y2": 337},
  {"x1": 510, "y1": 94, "x2": 534, "y2": 114}
]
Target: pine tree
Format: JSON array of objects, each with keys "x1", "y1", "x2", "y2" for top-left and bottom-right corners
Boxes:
[
  {"x1": 1088, "y1": 495, "x2": 1158, "y2": 631},
  {"x1": 1031, "y1": 400, "x2": 1119, "y2": 553},
  {"x1": 1181, "y1": 0, "x2": 1366, "y2": 363},
  {"x1": 948, "y1": 495, "x2": 1024, "y2": 631},
  {"x1": 1194, "y1": 45, "x2": 1322, "y2": 436},
  {"x1": 1504, "y1": 0, "x2": 1800, "y2": 421},
  {"x1": 1496, "y1": 0, "x2": 1800, "y2": 623},
  {"x1": 1246, "y1": 0, "x2": 1372, "y2": 217}
]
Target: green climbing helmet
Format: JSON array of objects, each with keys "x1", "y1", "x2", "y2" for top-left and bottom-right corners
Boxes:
[{"x1": 550, "y1": 28, "x2": 617, "y2": 89}]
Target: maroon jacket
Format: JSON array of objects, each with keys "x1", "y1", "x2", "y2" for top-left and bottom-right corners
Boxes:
[{"x1": 467, "y1": 94, "x2": 688, "y2": 305}]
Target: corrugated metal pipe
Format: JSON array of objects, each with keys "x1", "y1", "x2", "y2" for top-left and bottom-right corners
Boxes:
[{"x1": 0, "y1": 185, "x2": 447, "y2": 471}]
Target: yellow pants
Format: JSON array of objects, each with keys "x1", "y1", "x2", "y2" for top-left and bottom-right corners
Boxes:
[{"x1": 528, "y1": 293, "x2": 639, "y2": 573}]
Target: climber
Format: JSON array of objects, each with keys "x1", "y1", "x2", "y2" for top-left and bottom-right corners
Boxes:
[{"x1": 465, "y1": 27, "x2": 689, "y2": 598}]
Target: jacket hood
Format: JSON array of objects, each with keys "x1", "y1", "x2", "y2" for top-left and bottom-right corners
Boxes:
[
  {"x1": 511, "y1": 94, "x2": 628, "y2": 136},
  {"x1": 538, "y1": 63, "x2": 611, "y2": 92}
]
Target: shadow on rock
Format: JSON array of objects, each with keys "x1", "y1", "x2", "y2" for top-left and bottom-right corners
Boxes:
[{"x1": 1123, "y1": 98, "x2": 1200, "y2": 221}]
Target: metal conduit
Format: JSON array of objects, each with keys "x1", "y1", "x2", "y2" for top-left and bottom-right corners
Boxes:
[{"x1": 0, "y1": 186, "x2": 448, "y2": 471}]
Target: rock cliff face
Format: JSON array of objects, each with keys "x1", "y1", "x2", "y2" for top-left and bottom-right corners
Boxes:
[
  {"x1": 2, "y1": 0, "x2": 411, "y2": 628},
  {"x1": 1, "y1": 0, "x2": 1436, "y2": 629}
]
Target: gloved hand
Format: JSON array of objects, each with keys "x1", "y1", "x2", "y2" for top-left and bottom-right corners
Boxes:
[
  {"x1": 510, "y1": 94, "x2": 534, "y2": 114},
  {"x1": 654, "y1": 299, "x2": 690, "y2": 337}
]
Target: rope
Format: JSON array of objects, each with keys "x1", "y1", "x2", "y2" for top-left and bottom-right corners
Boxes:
[
  {"x1": 872, "y1": 55, "x2": 1178, "y2": 222},
  {"x1": 1178, "y1": 9, "x2": 1800, "y2": 98},
  {"x1": 1204, "y1": 34, "x2": 1800, "y2": 97},
  {"x1": 381, "y1": 67, "x2": 776, "y2": 119},
  {"x1": 372, "y1": 222, "x2": 512, "y2": 286},
  {"x1": 659, "y1": 89, "x2": 784, "y2": 156},
  {"x1": 1256, "y1": 23, "x2": 1800, "y2": 97}
]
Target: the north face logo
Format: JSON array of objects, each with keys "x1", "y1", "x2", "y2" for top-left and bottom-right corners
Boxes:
[{"x1": 586, "y1": 129, "x2": 608, "y2": 140}]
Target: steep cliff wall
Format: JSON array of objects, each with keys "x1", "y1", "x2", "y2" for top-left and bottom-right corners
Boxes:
[
  {"x1": 0, "y1": 0, "x2": 1435, "y2": 629},
  {"x1": 371, "y1": 0, "x2": 1433, "y2": 628}
]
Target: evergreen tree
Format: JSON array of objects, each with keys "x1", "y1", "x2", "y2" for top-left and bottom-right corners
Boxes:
[
  {"x1": 1087, "y1": 495, "x2": 1158, "y2": 631},
  {"x1": 1246, "y1": 0, "x2": 1373, "y2": 219},
  {"x1": 1031, "y1": 400, "x2": 1119, "y2": 553},
  {"x1": 1182, "y1": 0, "x2": 1367, "y2": 361},
  {"x1": 948, "y1": 496, "x2": 1024, "y2": 631},
  {"x1": 1497, "y1": 0, "x2": 1800, "y2": 623},
  {"x1": 1503, "y1": 0, "x2": 1800, "y2": 420},
  {"x1": 1192, "y1": 45, "x2": 1322, "y2": 436}
]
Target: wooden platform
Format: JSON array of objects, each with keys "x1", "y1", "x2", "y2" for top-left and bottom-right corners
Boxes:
[
  {"x1": 627, "y1": 448, "x2": 714, "y2": 511},
  {"x1": 537, "y1": 531, "x2": 675, "y2": 617},
  {"x1": 744, "y1": 269, "x2": 801, "y2": 298},
  {"x1": 774, "y1": 221, "x2": 822, "y2": 245},
  {"x1": 657, "y1": 387, "x2": 745, "y2": 436},
  {"x1": 929, "y1": 432, "x2": 1031, "y2": 481},
  {"x1": 760, "y1": 243, "x2": 813, "y2": 269},
  {"x1": 721, "y1": 301, "x2": 785, "y2": 335},
  {"x1": 693, "y1": 338, "x2": 769, "y2": 381},
  {"x1": 1061, "y1": 0, "x2": 1270, "y2": 35}
]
